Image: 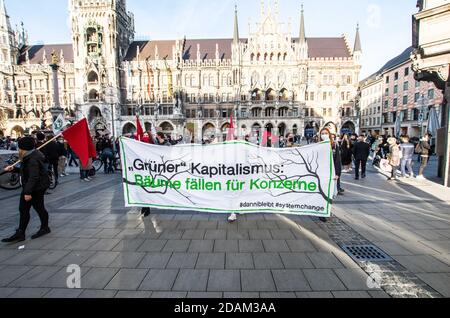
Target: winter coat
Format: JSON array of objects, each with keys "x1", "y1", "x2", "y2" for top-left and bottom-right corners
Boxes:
[
  {"x1": 17, "y1": 150, "x2": 51, "y2": 195},
  {"x1": 400, "y1": 143, "x2": 415, "y2": 161},
  {"x1": 389, "y1": 144, "x2": 401, "y2": 167},
  {"x1": 332, "y1": 143, "x2": 342, "y2": 176},
  {"x1": 353, "y1": 141, "x2": 371, "y2": 161}
]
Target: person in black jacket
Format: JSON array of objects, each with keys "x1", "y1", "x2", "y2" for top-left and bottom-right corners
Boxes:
[
  {"x1": 2, "y1": 137, "x2": 51, "y2": 243},
  {"x1": 353, "y1": 135, "x2": 371, "y2": 180},
  {"x1": 38, "y1": 133, "x2": 60, "y2": 185}
]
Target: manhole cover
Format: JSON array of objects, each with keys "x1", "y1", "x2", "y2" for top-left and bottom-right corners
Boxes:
[{"x1": 341, "y1": 245, "x2": 393, "y2": 262}]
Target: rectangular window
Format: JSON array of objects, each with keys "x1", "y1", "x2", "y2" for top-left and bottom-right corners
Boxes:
[
  {"x1": 415, "y1": 80, "x2": 420, "y2": 88},
  {"x1": 393, "y1": 98, "x2": 398, "y2": 107},
  {"x1": 415, "y1": 93, "x2": 420, "y2": 103},
  {"x1": 385, "y1": 88, "x2": 389, "y2": 96},
  {"x1": 386, "y1": 76, "x2": 390, "y2": 84},
  {"x1": 403, "y1": 82, "x2": 409, "y2": 91},
  {"x1": 428, "y1": 89, "x2": 435, "y2": 99},
  {"x1": 394, "y1": 72, "x2": 399, "y2": 81},
  {"x1": 394, "y1": 85, "x2": 398, "y2": 94},
  {"x1": 405, "y1": 67, "x2": 409, "y2": 77},
  {"x1": 403, "y1": 95, "x2": 408, "y2": 105},
  {"x1": 323, "y1": 92, "x2": 327, "y2": 101},
  {"x1": 310, "y1": 92, "x2": 315, "y2": 101}
]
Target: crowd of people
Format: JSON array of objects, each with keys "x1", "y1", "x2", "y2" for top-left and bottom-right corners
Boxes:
[{"x1": 0, "y1": 121, "x2": 436, "y2": 241}]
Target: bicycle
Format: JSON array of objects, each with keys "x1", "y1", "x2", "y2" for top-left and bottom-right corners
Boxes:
[
  {"x1": 0, "y1": 155, "x2": 21, "y2": 191},
  {"x1": 92, "y1": 152, "x2": 122, "y2": 173}
]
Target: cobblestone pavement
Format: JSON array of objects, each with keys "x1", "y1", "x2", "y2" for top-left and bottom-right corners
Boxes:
[{"x1": 0, "y1": 162, "x2": 449, "y2": 298}]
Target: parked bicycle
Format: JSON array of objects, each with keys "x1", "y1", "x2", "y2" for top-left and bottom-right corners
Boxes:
[
  {"x1": 0, "y1": 155, "x2": 57, "y2": 191},
  {"x1": 0, "y1": 155, "x2": 21, "y2": 190}
]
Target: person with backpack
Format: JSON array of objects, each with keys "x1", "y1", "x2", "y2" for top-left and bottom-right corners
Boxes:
[
  {"x1": 38, "y1": 133, "x2": 60, "y2": 186},
  {"x1": 2, "y1": 137, "x2": 51, "y2": 243},
  {"x1": 416, "y1": 134, "x2": 432, "y2": 180}
]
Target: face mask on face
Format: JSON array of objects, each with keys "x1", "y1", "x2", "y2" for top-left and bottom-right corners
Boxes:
[{"x1": 321, "y1": 134, "x2": 330, "y2": 141}]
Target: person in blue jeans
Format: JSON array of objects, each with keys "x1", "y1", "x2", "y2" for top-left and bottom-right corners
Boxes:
[{"x1": 399, "y1": 136, "x2": 415, "y2": 178}]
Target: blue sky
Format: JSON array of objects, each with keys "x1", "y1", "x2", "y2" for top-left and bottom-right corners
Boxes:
[{"x1": 5, "y1": 0, "x2": 418, "y2": 79}]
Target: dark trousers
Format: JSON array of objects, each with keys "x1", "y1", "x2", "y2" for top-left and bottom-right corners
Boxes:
[
  {"x1": 69, "y1": 155, "x2": 79, "y2": 167},
  {"x1": 19, "y1": 190, "x2": 49, "y2": 232},
  {"x1": 355, "y1": 159, "x2": 367, "y2": 178}
]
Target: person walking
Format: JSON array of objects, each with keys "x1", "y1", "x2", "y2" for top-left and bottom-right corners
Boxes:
[
  {"x1": 57, "y1": 137, "x2": 68, "y2": 177},
  {"x1": 416, "y1": 134, "x2": 432, "y2": 180},
  {"x1": 353, "y1": 135, "x2": 371, "y2": 180},
  {"x1": 318, "y1": 127, "x2": 342, "y2": 222},
  {"x1": 387, "y1": 137, "x2": 401, "y2": 181},
  {"x1": 38, "y1": 133, "x2": 60, "y2": 186},
  {"x1": 140, "y1": 132, "x2": 171, "y2": 218},
  {"x1": 399, "y1": 136, "x2": 415, "y2": 178},
  {"x1": 2, "y1": 137, "x2": 51, "y2": 243},
  {"x1": 340, "y1": 134, "x2": 353, "y2": 173}
]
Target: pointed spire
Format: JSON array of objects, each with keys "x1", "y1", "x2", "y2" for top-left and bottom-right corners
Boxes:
[
  {"x1": 299, "y1": 4, "x2": 306, "y2": 43},
  {"x1": 233, "y1": 4, "x2": 239, "y2": 44},
  {"x1": 261, "y1": 0, "x2": 265, "y2": 17},
  {"x1": 354, "y1": 23, "x2": 362, "y2": 53}
]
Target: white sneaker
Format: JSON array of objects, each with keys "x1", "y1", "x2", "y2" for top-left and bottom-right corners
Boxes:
[
  {"x1": 228, "y1": 213, "x2": 237, "y2": 223},
  {"x1": 83, "y1": 178, "x2": 91, "y2": 182},
  {"x1": 416, "y1": 175, "x2": 425, "y2": 180}
]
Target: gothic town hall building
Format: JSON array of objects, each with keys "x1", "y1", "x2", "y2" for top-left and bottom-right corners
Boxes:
[{"x1": 0, "y1": 0, "x2": 362, "y2": 141}]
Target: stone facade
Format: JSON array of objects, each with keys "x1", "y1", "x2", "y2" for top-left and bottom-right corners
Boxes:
[{"x1": 0, "y1": 0, "x2": 362, "y2": 141}]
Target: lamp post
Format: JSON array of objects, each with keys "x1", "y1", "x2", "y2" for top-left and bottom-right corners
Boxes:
[
  {"x1": 105, "y1": 85, "x2": 118, "y2": 138},
  {"x1": 49, "y1": 50, "x2": 64, "y2": 124}
]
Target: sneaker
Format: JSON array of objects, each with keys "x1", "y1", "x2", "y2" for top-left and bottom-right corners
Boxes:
[
  {"x1": 2, "y1": 230, "x2": 25, "y2": 243},
  {"x1": 416, "y1": 175, "x2": 425, "y2": 180},
  {"x1": 31, "y1": 228, "x2": 51, "y2": 240},
  {"x1": 228, "y1": 213, "x2": 237, "y2": 223},
  {"x1": 83, "y1": 178, "x2": 91, "y2": 182}
]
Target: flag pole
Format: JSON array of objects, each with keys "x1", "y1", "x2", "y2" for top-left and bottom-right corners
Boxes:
[{"x1": 6, "y1": 124, "x2": 69, "y2": 169}]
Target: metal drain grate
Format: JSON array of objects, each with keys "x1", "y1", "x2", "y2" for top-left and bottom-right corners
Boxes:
[{"x1": 341, "y1": 245, "x2": 393, "y2": 262}]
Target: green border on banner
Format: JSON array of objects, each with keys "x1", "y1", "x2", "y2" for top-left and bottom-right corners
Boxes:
[{"x1": 119, "y1": 137, "x2": 333, "y2": 216}]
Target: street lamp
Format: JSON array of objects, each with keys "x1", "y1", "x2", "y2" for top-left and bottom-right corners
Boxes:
[
  {"x1": 49, "y1": 50, "x2": 64, "y2": 123},
  {"x1": 105, "y1": 85, "x2": 118, "y2": 138}
]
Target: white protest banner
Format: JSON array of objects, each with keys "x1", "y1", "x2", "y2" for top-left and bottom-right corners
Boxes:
[{"x1": 120, "y1": 138, "x2": 335, "y2": 217}]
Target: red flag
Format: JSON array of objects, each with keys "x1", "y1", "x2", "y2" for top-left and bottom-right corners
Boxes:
[
  {"x1": 226, "y1": 113, "x2": 236, "y2": 141},
  {"x1": 260, "y1": 130, "x2": 279, "y2": 147},
  {"x1": 62, "y1": 118, "x2": 97, "y2": 167},
  {"x1": 136, "y1": 116, "x2": 144, "y2": 141}
]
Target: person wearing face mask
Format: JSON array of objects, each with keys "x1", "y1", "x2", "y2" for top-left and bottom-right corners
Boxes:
[
  {"x1": 2, "y1": 137, "x2": 51, "y2": 243},
  {"x1": 318, "y1": 128, "x2": 342, "y2": 222}
]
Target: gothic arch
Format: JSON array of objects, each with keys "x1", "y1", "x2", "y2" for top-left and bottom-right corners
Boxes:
[
  {"x1": 88, "y1": 71, "x2": 99, "y2": 83},
  {"x1": 122, "y1": 122, "x2": 136, "y2": 135}
]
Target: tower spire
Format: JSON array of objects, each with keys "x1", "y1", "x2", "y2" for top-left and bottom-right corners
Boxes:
[
  {"x1": 233, "y1": 4, "x2": 239, "y2": 44},
  {"x1": 354, "y1": 23, "x2": 362, "y2": 53},
  {"x1": 299, "y1": 4, "x2": 306, "y2": 43}
]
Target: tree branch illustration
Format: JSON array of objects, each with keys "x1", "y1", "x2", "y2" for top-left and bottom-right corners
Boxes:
[
  {"x1": 123, "y1": 155, "x2": 196, "y2": 205},
  {"x1": 249, "y1": 149, "x2": 332, "y2": 204}
]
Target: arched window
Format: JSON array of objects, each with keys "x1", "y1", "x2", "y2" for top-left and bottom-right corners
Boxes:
[
  {"x1": 283, "y1": 53, "x2": 287, "y2": 61},
  {"x1": 88, "y1": 71, "x2": 99, "y2": 84},
  {"x1": 250, "y1": 53, "x2": 255, "y2": 61},
  {"x1": 264, "y1": 53, "x2": 268, "y2": 61},
  {"x1": 270, "y1": 53, "x2": 274, "y2": 61},
  {"x1": 88, "y1": 89, "x2": 99, "y2": 102},
  {"x1": 278, "y1": 53, "x2": 281, "y2": 61},
  {"x1": 257, "y1": 53, "x2": 261, "y2": 61}
]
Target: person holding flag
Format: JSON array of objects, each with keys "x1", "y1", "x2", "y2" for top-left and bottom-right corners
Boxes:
[{"x1": 2, "y1": 137, "x2": 51, "y2": 243}]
